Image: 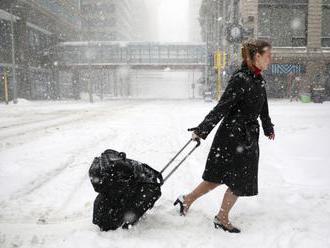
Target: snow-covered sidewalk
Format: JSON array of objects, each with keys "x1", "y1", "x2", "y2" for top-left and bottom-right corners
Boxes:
[{"x1": 0, "y1": 99, "x2": 329, "y2": 248}]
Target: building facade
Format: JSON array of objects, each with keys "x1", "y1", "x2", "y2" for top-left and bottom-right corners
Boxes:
[
  {"x1": 0, "y1": 0, "x2": 81, "y2": 100},
  {"x1": 200, "y1": 0, "x2": 330, "y2": 98},
  {"x1": 199, "y1": 0, "x2": 238, "y2": 97},
  {"x1": 188, "y1": 0, "x2": 203, "y2": 42},
  {"x1": 241, "y1": 0, "x2": 330, "y2": 98},
  {"x1": 0, "y1": 0, "x2": 155, "y2": 101},
  {"x1": 131, "y1": 0, "x2": 153, "y2": 41},
  {"x1": 80, "y1": 0, "x2": 141, "y2": 41}
]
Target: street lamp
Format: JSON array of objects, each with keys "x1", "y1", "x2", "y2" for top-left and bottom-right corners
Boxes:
[
  {"x1": 87, "y1": 24, "x2": 93, "y2": 103},
  {"x1": 9, "y1": 3, "x2": 19, "y2": 104}
]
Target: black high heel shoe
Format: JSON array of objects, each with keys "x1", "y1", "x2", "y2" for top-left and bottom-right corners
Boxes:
[
  {"x1": 173, "y1": 195, "x2": 189, "y2": 216},
  {"x1": 213, "y1": 216, "x2": 241, "y2": 233}
]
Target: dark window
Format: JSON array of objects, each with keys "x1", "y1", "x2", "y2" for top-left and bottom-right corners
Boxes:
[
  {"x1": 258, "y1": 0, "x2": 308, "y2": 47},
  {"x1": 0, "y1": 19, "x2": 12, "y2": 64},
  {"x1": 0, "y1": 19, "x2": 11, "y2": 50}
]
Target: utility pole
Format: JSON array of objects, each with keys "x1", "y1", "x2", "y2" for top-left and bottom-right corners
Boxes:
[
  {"x1": 221, "y1": 0, "x2": 227, "y2": 92},
  {"x1": 10, "y1": 4, "x2": 18, "y2": 104},
  {"x1": 233, "y1": 0, "x2": 240, "y2": 64},
  {"x1": 192, "y1": 69, "x2": 195, "y2": 99},
  {"x1": 87, "y1": 24, "x2": 93, "y2": 103},
  {"x1": 4, "y1": 69, "x2": 9, "y2": 104},
  {"x1": 205, "y1": 17, "x2": 208, "y2": 90}
]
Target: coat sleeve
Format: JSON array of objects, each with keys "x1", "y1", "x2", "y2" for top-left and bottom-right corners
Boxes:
[
  {"x1": 191, "y1": 73, "x2": 247, "y2": 140},
  {"x1": 259, "y1": 87, "x2": 275, "y2": 136}
]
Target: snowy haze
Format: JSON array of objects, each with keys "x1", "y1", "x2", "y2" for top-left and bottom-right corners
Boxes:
[
  {"x1": 127, "y1": 0, "x2": 194, "y2": 99},
  {"x1": 1, "y1": 0, "x2": 330, "y2": 247},
  {"x1": 158, "y1": 0, "x2": 190, "y2": 42},
  {"x1": 145, "y1": 0, "x2": 190, "y2": 42}
]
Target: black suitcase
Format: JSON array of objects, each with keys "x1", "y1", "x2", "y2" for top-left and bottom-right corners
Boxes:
[{"x1": 89, "y1": 138, "x2": 200, "y2": 231}]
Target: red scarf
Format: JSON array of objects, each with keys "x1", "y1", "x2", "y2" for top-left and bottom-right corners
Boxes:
[{"x1": 252, "y1": 64, "x2": 262, "y2": 76}]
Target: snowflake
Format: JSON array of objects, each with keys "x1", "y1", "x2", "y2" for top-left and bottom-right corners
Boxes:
[{"x1": 236, "y1": 146, "x2": 244, "y2": 153}]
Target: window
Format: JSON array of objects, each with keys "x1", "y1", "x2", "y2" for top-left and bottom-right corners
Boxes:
[
  {"x1": 258, "y1": 0, "x2": 308, "y2": 47},
  {"x1": 0, "y1": 19, "x2": 12, "y2": 64},
  {"x1": 0, "y1": 19, "x2": 11, "y2": 50},
  {"x1": 322, "y1": 0, "x2": 330, "y2": 47}
]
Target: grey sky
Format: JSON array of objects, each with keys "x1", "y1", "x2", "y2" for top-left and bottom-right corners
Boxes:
[{"x1": 144, "y1": 0, "x2": 189, "y2": 42}]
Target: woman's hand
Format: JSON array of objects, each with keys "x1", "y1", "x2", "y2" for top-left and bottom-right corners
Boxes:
[
  {"x1": 267, "y1": 132, "x2": 275, "y2": 140},
  {"x1": 188, "y1": 127, "x2": 204, "y2": 141},
  {"x1": 192, "y1": 131, "x2": 201, "y2": 141}
]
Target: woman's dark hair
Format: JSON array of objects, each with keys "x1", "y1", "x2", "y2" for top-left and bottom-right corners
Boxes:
[{"x1": 241, "y1": 38, "x2": 272, "y2": 70}]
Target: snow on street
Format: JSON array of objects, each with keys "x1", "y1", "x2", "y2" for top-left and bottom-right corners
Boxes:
[{"x1": 0, "y1": 99, "x2": 329, "y2": 248}]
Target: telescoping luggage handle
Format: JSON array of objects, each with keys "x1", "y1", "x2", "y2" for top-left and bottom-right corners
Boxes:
[{"x1": 160, "y1": 136, "x2": 201, "y2": 184}]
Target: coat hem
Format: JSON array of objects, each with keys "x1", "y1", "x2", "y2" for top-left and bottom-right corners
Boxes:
[{"x1": 202, "y1": 175, "x2": 258, "y2": 197}]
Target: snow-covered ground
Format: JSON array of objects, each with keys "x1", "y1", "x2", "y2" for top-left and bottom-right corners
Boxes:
[{"x1": 0, "y1": 99, "x2": 329, "y2": 248}]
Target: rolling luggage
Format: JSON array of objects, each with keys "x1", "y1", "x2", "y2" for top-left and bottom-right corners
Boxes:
[{"x1": 89, "y1": 137, "x2": 200, "y2": 230}]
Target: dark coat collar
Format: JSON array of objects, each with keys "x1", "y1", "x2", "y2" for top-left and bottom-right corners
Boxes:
[
  {"x1": 240, "y1": 62, "x2": 265, "y2": 82},
  {"x1": 240, "y1": 62, "x2": 254, "y2": 76}
]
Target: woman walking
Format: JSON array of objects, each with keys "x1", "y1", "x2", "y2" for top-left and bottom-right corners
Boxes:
[{"x1": 174, "y1": 39, "x2": 275, "y2": 233}]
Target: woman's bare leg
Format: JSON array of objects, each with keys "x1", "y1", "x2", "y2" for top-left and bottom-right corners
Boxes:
[
  {"x1": 183, "y1": 180, "x2": 220, "y2": 208},
  {"x1": 216, "y1": 187, "x2": 239, "y2": 228}
]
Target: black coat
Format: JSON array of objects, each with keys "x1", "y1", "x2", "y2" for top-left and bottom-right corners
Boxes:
[{"x1": 191, "y1": 62, "x2": 274, "y2": 197}]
